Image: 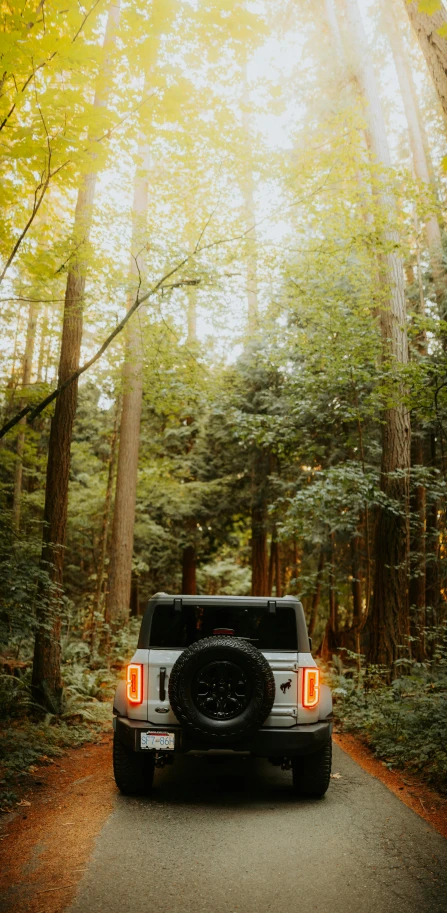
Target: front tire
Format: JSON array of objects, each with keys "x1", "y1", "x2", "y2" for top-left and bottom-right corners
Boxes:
[
  {"x1": 113, "y1": 733, "x2": 155, "y2": 795},
  {"x1": 292, "y1": 738, "x2": 332, "y2": 798}
]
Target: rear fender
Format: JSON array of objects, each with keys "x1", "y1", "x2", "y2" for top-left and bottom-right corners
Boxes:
[
  {"x1": 318, "y1": 683, "x2": 332, "y2": 721},
  {"x1": 113, "y1": 680, "x2": 127, "y2": 717}
]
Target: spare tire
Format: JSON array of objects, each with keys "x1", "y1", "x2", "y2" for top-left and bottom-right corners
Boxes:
[{"x1": 169, "y1": 636, "x2": 275, "y2": 742}]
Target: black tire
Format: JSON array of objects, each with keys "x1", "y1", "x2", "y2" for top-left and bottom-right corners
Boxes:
[
  {"x1": 169, "y1": 636, "x2": 275, "y2": 742},
  {"x1": 113, "y1": 733, "x2": 155, "y2": 796},
  {"x1": 292, "y1": 738, "x2": 332, "y2": 798}
]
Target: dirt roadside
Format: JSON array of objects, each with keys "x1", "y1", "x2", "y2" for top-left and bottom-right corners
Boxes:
[
  {"x1": 0, "y1": 736, "x2": 115, "y2": 913},
  {"x1": 0, "y1": 731, "x2": 445, "y2": 913}
]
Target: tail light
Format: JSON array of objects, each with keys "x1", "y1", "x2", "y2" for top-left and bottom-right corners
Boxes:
[
  {"x1": 303, "y1": 667, "x2": 320, "y2": 709},
  {"x1": 127, "y1": 663, "x2": 143, "y2": 704}
]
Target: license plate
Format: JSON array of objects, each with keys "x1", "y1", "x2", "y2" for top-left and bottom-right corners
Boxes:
[{"x1": 141, "y1": 731, "x2": 175, "y2": 751}]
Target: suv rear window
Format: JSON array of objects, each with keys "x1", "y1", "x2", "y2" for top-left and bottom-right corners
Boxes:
[{"x1": 149, "y1": 603, "x2": 298, "y2": 651}]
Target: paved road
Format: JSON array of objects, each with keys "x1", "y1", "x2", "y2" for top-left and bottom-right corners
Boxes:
[{"x1": 69, "y1": 744, "x2": 447, "y2": 913}]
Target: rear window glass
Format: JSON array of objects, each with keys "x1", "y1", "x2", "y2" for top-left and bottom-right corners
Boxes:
[{"x1": 149, "y1": 604, "x2": 298, "y2": 651}]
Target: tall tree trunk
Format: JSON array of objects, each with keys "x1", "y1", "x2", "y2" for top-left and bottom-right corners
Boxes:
[
  {"x1": 268, "y1": 531, "x2": 276, "y2": 596},
  {"x1": 182, "y1": 544, "x2": 197, "y2": 595},
  {"x1": 251, "y1": 448, "x2": 269, "y2": 597},
  {"x1": 308, "y1": 549, "x2": 325, "y2": 638},
  {"x1": 251, "y1": 501, "x2": 268, "y2": 597},
  {"x1": 242, "y1": 64, "x2": 259, "y2": 338},
  {"x1": 275, "y1": 539, "x2": 282, "y2": 598},
  {"x1": 425, "y1": 432, "x2": 440, "y2": 640},
  {"x1": 351, "y1": 530, "x2": 363, "y2": 628},
  {"x1": 12, "y1": 302, "x2": 38, "y2": 531},
  {"x1": 88, "y1": 400, "x2": 120, "y2": 651},
  {"x1": 32, "y1": 2, "x2": 120, "y2": 712},
  {"x1": 292, "y1": 538, "x2": 299, "y2": 593},
  {"x1": 404, "y1": 0, "x2": 447, "y2": 120},
  {"x1": 106, "y1": 125, "x2": 150, "y2": 627},
  {"x1": 36, "y1": 305, "x2": 49, "y2": 383},
  {"x1": 267, "y1": 530, "x2": 282, "y2": 597},
  {"x1": 324, "y1": 0, "x2": 343, "y2": 59},
  {"x1": 344, "y1": 0, "x2": 411, "y2": 669},
  {"x1": 384, "y1": 2, "x2": 447, "y2": 320},
  {"x1": 187, "y1": 258, "x2": 197, "y2": 343},
  {"x1": 409, "y1": 430, "x2": 426, "y2": 661},
  {"x1": 130, "y1": 575, "x2": 140, "y2": 616}
]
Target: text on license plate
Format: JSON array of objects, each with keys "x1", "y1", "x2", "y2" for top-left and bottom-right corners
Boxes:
[{"x1": 141, "y1": 731, "x2": 175, "y2": 750}]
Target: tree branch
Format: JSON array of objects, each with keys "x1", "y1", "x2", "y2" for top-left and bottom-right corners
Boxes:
[{"x1": 0, "y1": 256, "x2": 189, "y2": 439}]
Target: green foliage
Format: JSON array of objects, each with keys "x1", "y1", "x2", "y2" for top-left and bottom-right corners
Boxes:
[{"x1": 326, "y1": 633, "x2": 447, "y2": 793}]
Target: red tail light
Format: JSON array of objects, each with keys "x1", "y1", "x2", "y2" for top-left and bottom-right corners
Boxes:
[
  {"x1": 127, "y1": 663, "x2": 143, "y2": 704},
  {"x1": 303, "y1": 668, "x2": 320, "y2": 709}
]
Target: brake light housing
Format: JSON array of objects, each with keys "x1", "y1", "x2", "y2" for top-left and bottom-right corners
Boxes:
[
  {"x1": 303, "y1": 667, "x2": 320, "y2": 709},
  {"x1": 127, "y1": 663, "x2": 143, "y2": 705}
]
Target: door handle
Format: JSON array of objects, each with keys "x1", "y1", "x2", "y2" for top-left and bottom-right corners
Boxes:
[{"x1": 159, "y1": 667, "x2": 166, "y2": 701}]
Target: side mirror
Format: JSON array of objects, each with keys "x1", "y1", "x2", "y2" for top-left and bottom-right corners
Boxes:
[{"x1": 308, "y1": 636, "x2": 312, "y2": 652}]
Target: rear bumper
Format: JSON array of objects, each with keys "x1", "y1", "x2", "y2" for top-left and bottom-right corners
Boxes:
[{"x1": 113, "y1": 715, "x2": 333, "y2": 758}]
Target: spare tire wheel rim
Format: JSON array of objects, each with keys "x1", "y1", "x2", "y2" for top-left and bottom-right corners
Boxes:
[{"x1": 192, "y1": 660, "x2": 252, "y2": 720}]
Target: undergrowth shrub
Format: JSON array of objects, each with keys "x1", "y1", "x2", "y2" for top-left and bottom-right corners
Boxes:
[
  {"x1": 0, "y1": 618, "x2": 140, "y2": 809},
  {"x1": 326, "y1": 627, "x2": 447, "y2": 794}
]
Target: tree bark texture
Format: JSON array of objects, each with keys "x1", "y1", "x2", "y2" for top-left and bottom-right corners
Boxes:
[
  {"x1": 87, "y1": 400, "x2": 120, "y2": 652},
  {"x1": 425, "y1": 433, "x2": 440, "y2": 637},
  {"x1": 404, "y1": 0, "x2": 447, "y2": 120},
  {"x1": 251, "y1": 502, "x2": 268, "y2": 597},
  {"x1": 351, "y1": 530, "x2": 363, "y2": 627},
  {"x1": 12, "y1": 302, "x2": 38, "y2": 531},
  {"x1": 106, "y1": 124, "x2": 150, "y2": 627},
  {"x1": 268, "y1": 531, "x2": 282, "y2": 597},
  {"x1": 385, "y1": 2, "x2": 447, "y2": 319},
  {"x1": 242, "y1": 64, "x2": 259, "y2": 338},
  {"x1": 308, "y1": 549, "x2": 325, "y2": 638},
  {"x1": 182, "y1": 545, "x2": 197, "y2": 595},
  {"x1": 344, "y1": 0, "x2": 411, "y2": 668},
  {"x1": 409, "y1": 430, "x2": 426, "y2": 661},
  {"x1": 251, "y1": 448, "x2": 269, "y2": 597},
  {"x1": 32, "y1": 1, "x2": 120, "y2": 712}
]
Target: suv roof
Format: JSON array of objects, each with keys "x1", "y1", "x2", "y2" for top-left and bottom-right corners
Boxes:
[{"x1": 137, "y1": 593, "x2": 309, "y2": 652}]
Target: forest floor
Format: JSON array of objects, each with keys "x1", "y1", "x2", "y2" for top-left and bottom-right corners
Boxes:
[{"x1": 0, "y1": 730, "x2": 446, "y2": 913}]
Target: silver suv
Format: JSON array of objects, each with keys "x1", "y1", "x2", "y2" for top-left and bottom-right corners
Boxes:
[{"x1": 112, "y1": 593, "x2": 333, "y2": 797}]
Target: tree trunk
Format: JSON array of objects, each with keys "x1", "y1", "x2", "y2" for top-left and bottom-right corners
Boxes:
[
  {"x1": 130, "y1": 574, "x2": 140, "y2": 616},
  {"x1": 242, "y1": 64, "x2": 259, "y2": 338},
  {"x1": 88, "y1": 399, "x2": 120, "y2": 651},
  {"x1": 409, "y1": 429, "x2": 426, "y2": 661},
  {"x1": 319, "y1": 537, "x2": 339, "y2": 660},
  {"x1": 351, "y1": 530, "x2": 363, "y2": 627},
  {"x1": 182, "y1": 544, "x2": 197, "y2": 595},
  {"x1": 251, "y1": 446, "x2": 269, "y2": 597},
  {"x1": 292, "y1": 538, "x2": 299, "y2": 593},
  {"x1": 308, "y1": 549, "x2": 325, "y2": 638},
  {"x1": 329, "y1": 533, "x2": 338, "y2": 635},
  {"x1": 12, "y1": 302, "x2": 38, "y2": 531},
  {"x1": 344, "y1": 0, "x2": 411, "y2": 669},
  {"x1": 275, "y1": 539, "x2": 282, "y2": 598},
  {"x1": 425, "y1": 432, "x2": 440, "y2": 637},
  {"x1": 32, "y1": 1, "x2": 120, "y2": 713},
  {"x1": 251, "y1": 500, "x2": 268, "y2": 596},
  {"x1": 267, "y1": 531, "x2": 282, "y2": 597},
  {"x1": 404, "y1": 0, "x2": 447, "y2": 120},
  {"x1": 105, "y1": 123, "x2": 150, "y2": 628},
  {"x1": 324, "y1": 0, "x2": 343, "y2": 59},
  {"x1": 36, "y1": 305, "x2": 49, "y2": 383},
  {"x1": 384, "y1": 2, "x2": 447, "y2": 320}
]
